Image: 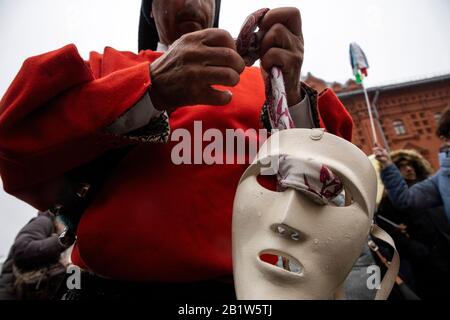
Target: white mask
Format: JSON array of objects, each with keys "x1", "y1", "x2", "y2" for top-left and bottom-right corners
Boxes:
[
  {"x1": 439, "y1": 150, "x2": 449, "y2": 166},
  {"x1": 232, "y1": 129, "x2": 384, "y2": 299}
]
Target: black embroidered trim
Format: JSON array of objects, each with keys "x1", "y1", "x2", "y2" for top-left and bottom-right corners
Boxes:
[
  {"x1": 124, "y1": 111, "x2": 171, "y2": 143},
  {"x1": 302, "y1": 83, "x2": 321, "y2": 129}
]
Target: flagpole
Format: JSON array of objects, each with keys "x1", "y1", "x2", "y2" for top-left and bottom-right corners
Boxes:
[
  {"x1": 362, "y1": 81, "x2": 378, "y2": 145},
  {"x1": 349, "y1": 42, "x2": 379, "y2": 146}
]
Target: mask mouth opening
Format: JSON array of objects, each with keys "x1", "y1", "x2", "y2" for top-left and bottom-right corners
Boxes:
[{"x1": 259, "y1": 250, "x2": 304, "y2": 275}]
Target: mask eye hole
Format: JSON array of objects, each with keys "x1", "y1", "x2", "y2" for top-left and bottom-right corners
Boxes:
[
  {"x1": 256, "y1": 173, "x2": 355, "y2": 206},
  {"x1": 256, "y1": 174, "x2": 280, "y2": 192},
  {"x1": 328, "y1": 187, "x2": 354, "y2": 207}
]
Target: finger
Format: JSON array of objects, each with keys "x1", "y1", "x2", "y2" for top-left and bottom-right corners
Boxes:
[
  {"x1": 202, "y1": 47, "x2": 246, "y2": 74},
  {"x1": 202, "y1": 87, "x2": 233, "y2": 106},
  {"x1": 260, "y1": 47, "x2": 302, "y2": 76},
  {"x1": 374, "y1": 146, "x2": 383, "y2": 153},
  {"x1": 260, "y1": 23, "x2": 303, "y2": 58},
  {"x1": 201, "y1": 28, "x2": 237, "y2": 50},
  {"x1": 258, "y1": 7, "x2": 302, "y2": 37},
  {"x1": 203, "y1": 66, "x2": 241, "y2": 87}
]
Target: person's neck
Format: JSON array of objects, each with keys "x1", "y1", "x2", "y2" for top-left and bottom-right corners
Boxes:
[{"x1": 405, "y1": 178, "x2": 418, "y2": 187}]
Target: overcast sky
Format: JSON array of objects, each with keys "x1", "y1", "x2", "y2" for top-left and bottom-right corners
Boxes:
[{"x1": 1, "y1": 0, "x2": 449, "y2": 261}]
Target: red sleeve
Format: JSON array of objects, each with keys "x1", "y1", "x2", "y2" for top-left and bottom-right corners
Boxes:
[
  {"x1": 317, "y1": 88, "x2": 353, "y2": 142},
  {"x1": 0, "y1": 44, "x2": 153, "y2": 210}
]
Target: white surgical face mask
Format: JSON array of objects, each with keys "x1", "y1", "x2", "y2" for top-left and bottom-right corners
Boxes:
[
  {"x1": 232, "y1": 129, "x2": 379, "y2": 299},
  {"x1": 439, "y1": 149, "x2": 449, "y2": 166}
]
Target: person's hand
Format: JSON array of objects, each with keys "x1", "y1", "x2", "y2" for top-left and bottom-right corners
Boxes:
[
  {"x1": 398, "y1": 223, "x2": 409, "y2": 237},
  {"x1": 373, "y1": 143, "x2": 393, "y2": 169},
  {"x1": 149, "y1": 29, "x2": 245, "y2": 113},
  {"x1": 258, "y1": 7, "x2": 304, "y2": 106},
  {"x1": 54, "y1": 219, "x2": 66, "y2": 235}
]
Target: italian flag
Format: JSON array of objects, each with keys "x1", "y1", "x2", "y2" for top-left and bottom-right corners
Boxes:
[{"x1": 350, "y1": 42, "x2": 369, "y2": 84}]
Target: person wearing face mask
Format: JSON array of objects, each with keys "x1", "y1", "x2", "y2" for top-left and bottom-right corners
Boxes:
[
  {"x1": 0, "y1": 0, "x2": 353, "y2": 299},
  {"x1": 374, "y1": 107, "x2": 450, "y2": 225},
  {"x1": 374, "y1": 108, "x2": 450, "y2": 299},
  {"x1": 375, "y1": 150, "x2": 450, "y2": 299}
]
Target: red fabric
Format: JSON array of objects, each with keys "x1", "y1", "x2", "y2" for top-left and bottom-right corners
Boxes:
[
  {"x1": 256, "y1": 174, "x2": 278, "y2": 191},
  {"x1": 0, "y1": 44, "x2": 353, "y2": 281},
  {"x1": 260, "y1": 254, "x2": 279, "y2": 265},
  {"x1": 0, "y1": 45, "x2": 161, "y2": 209},
  {"x1": 317, "y1": 88, "x2": 353, "y2": 142}
]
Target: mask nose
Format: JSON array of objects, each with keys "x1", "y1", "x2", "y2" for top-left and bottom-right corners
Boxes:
[
  {"x1": 271, "y1": 223, "x2": 302, "y2": 242},
  {"x1": 271, "y1": 189, "x2": 308, "y2": 242}
]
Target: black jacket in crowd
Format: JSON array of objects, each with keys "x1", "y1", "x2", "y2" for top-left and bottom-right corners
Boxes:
[
  {"x1": 0, "y1": 211, "x2": 66, "y2": 300},
  {"x1": 376, "y1": 193, "x2": 450, "y2": 300}
]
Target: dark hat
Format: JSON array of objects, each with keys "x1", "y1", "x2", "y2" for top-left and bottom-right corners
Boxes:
[
  {"x1": 436, "y1": 106, "x2": 450, "y2": 139},
  {"x1": 390, "y1": 149, "x2": 434, "y2": 181},
  {"x1": 139, "y1": 0, "x2": 221, "y2": 51}
]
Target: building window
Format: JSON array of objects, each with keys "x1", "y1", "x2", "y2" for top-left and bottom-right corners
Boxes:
[
  {"x1": 420, "y1": 112, "x2": 426, "y2": 118},
  {"x1": 393, "y1": 120, "x2": 406, "y2": 135},
  {"x1": 414, "y1": 121, "x2": 420, "y2": 127},
  {"x1": 418, "y1": 129, "x2": 424, "y2": 134},
  {"x1": 423, "y1": 120, "x2": 429, "y2": 125},
  {"x1": 426, "y1": 128, "x2": 432, "y2": 133},
  {"x1": 411, "y1": 114, "x2": 417, "y2": 119},
  {"x1": 435, "y1": 112, "x2": 442, "y2": 123}
]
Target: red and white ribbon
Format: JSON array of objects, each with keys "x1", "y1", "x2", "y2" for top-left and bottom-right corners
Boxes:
[{"x1": 236, "y1": 8, "x2": 295, "y2": 130}]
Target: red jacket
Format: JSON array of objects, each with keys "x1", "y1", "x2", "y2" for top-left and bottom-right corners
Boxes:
[{"x1": 0, "y1": 44, "x2": 353, "y2": 281}]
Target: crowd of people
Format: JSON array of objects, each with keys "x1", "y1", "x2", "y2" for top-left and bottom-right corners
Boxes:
[
  {"x1": 0, "y1": 211, "x2": 74, "y2": 300},
  {"x1": 372, "y1": 107, "x2": 450, "y2": 299}
]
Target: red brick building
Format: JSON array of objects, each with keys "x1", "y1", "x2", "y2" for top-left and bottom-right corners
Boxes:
[{"x1": 304, "y1": 73, "x2": 450, "y2": 169}]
